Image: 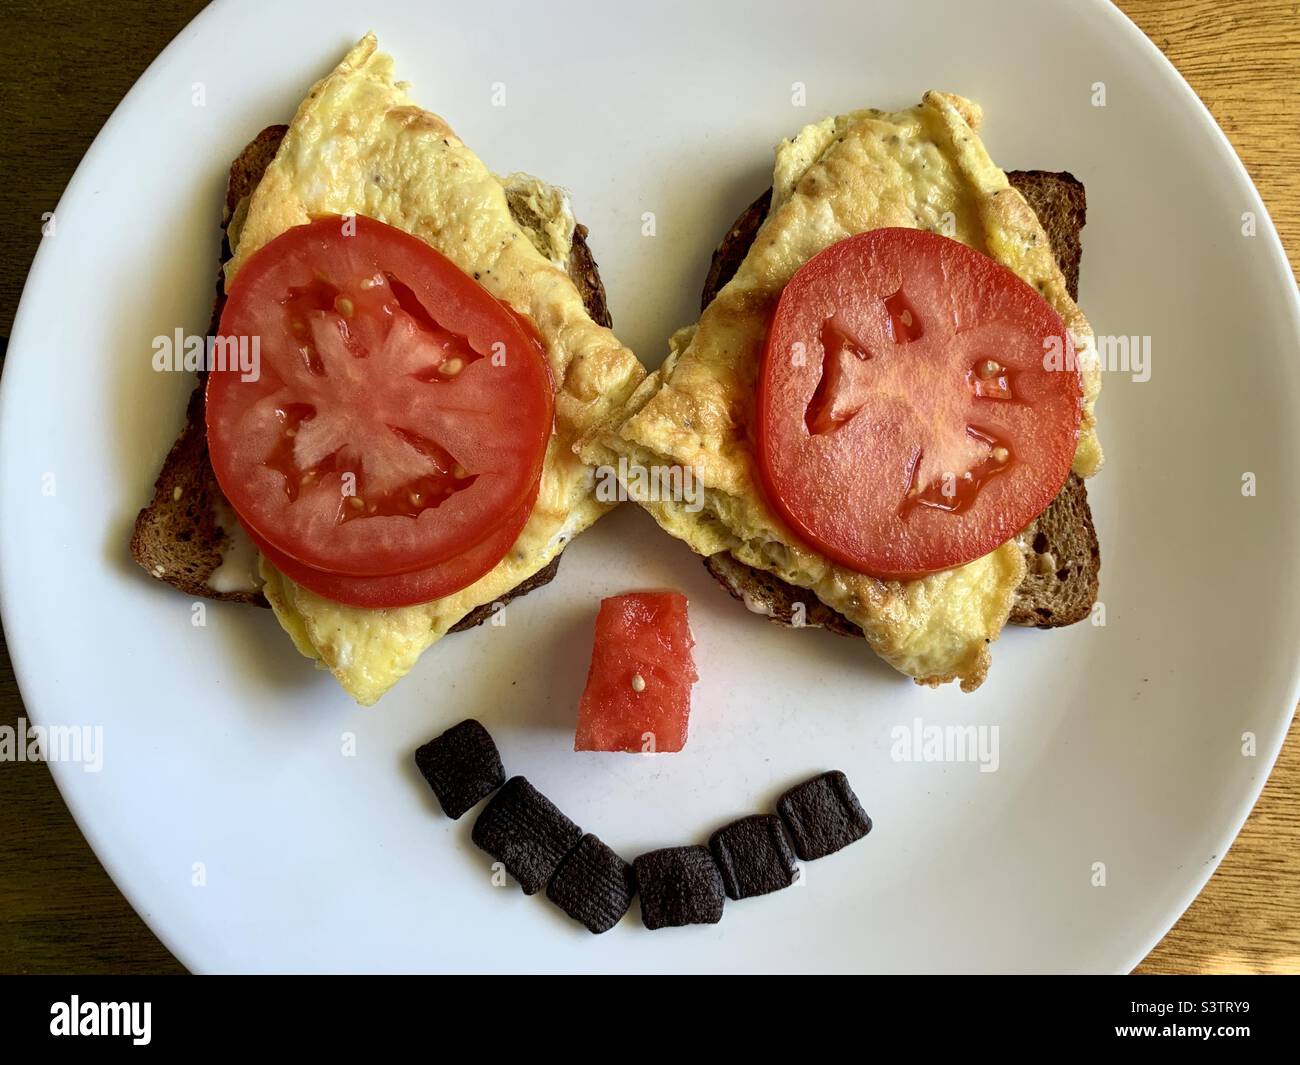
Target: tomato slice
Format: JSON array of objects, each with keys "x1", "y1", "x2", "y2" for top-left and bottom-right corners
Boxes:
[
  {"x1": 757, "y1": 228, "x2": 1082, "y2": 580},
  {"x1": 207, "y1": 215, "x2": 554, "y2": 578},
  {"x1": 249, "y1": 490, "x2": 536, "y2": 609}
]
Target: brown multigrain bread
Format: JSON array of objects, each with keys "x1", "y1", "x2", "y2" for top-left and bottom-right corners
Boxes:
[
  {"x1": 130, "y1": 126, "x2": 615, "y2": 624},
  {"x1": 1009, "y1": 473, "x2": 1099, "y2": 627},
  {"x1": 696, "y1": 171, "x2": 1100, "y2": 632},
  {"x1": 127, "y1": 127, "x2": 290, "y2": 605}
]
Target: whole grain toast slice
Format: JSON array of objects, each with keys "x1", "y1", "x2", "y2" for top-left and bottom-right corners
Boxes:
[
  {"x1": 697, "y1": 171, "x2": 1100, "y2": 632},
  {"x1": 130, "y1": 126, "x2": 612, "y2": 626},
  {"x1": 127, "y1": 126, "x2": 288, "y2": 606}
]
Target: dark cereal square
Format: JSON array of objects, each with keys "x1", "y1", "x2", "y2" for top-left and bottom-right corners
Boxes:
[
  {"x1": 546, "y1": 833, "x2": 637, "y2": 934},
  {"x1": 776, "y1": 770, "x2": 872, "y2": 861},
  {"x1": 472, "y1": 776, "x2": 583, "y2": 894},
  {"x1": 709, "y1": 814, "x2": 799, "y2": 900},
  {"x1": 414, "y1": 719, "x2": 505, "y2": 820},
  {"x1": 633, "y1": 846, "x2": 725, "y2": 930}
]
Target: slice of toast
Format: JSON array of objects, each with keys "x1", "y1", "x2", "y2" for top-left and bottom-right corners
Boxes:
[
  {"x1": 697, "y1": 171, "x2": 1100, "y2": 632},
  {"x1": 130, "y1": 127, "x2": 612, "y2": 625}
]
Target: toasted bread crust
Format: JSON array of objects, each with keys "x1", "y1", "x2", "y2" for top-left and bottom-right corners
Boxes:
[
  {"x1": 696, "y1": 171, "x2": 1100, "y2": 632},
  {"x1": 702, "y1": 552, "x2": 864, "y2": 636},
  {"x1": 699, "y1": 189, "x2": 772, "y2": 315},
  {"x1": 128, "y1": 384, "x2": 263, "y2": 603},
  {"x1": 131, "y1": 126, "x2": 615, "y2": 623},
  {"x1": 1009, "y1": 473, "x2": 1100, "y2": 627},
  {"x1": 568, "y1": 222, "x2": 612, "y2": 329}
]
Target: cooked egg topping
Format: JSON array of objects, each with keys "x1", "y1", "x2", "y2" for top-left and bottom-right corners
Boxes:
[
  {"x1": 229, "y1": 35, "x2": 645, "y2": 704},
  {"x1": 581, "y1": 93, "x2": 1101, "y2": 691}
]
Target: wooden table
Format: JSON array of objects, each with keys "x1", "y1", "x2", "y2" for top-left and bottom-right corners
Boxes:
[{"x1": 0, "y1": 0, "x2": 1295, "y2": 975}]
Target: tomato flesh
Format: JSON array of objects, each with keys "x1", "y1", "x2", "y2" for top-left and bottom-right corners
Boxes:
[
  {"x1": 207, "y1": 215, "x2": 554, "y2": 579},
  {"x1": 248, "y1": 493, "x2": 536, "y2": 609},
  {"x1": 574, "y1": 592, "x2": 698, "y2": 754},
  {"x1": 757, "y1": 228, "x2": 1082, "y2": 580}
]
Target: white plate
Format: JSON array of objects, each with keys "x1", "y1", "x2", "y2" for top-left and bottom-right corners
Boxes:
[{"x1": 2, "y1": 0, "x2": 1297, "y2": 974}]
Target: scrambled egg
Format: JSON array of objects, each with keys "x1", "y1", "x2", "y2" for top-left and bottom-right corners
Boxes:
[
  {"x1": 229, "y1": 35, "x2": 645, "y2": 704},
  {"x1": 581, "y1": 93, "x2": 1102, "y2": 692}
]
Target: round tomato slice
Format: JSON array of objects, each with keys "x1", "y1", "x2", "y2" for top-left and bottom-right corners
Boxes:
[
  {"x1": 248, "y1": 490, "x2": 536, "y2": 609},
  {"x1": 757, "y1": 228, "x2": 1082, "y2": 580},
  {"x1": 207, "y1": 215, "x2": 554, "y2": 578}
]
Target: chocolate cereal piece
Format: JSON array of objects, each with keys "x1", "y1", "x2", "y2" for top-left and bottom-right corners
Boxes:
[
  {"x1": 472, "y1": 776, "x2": 583, "y2": 894},
  {"x1": 709, "y1": 814, "x2": 799, "y2": 900},
  {"x1": 633, "y1": 846, "x2": 725, "y2": 930},
  {"x1": 546, "y1": 833, "x2": 637, "y2": 934},
  {"x1": 414, "y1": 719, "x2": 506, "y2": 820},
  {"x1": 776, "y1": 770, "x2": 872, "y2": 861}
]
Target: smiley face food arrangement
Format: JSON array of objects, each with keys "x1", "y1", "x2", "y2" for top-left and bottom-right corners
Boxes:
[{"x1": 130, "y1": 37, "x2": 1102, "y2": 934}]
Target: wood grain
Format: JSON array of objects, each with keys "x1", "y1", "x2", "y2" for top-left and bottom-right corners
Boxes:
[
  {"x1": 1118, "y1": 0, "x2": 1300, "y2": 280},
  {"x1": 0, "y1": 0, "x2": 1295, "y2": 975}
]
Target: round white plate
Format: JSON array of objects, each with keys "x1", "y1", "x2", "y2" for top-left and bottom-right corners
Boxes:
[{"x1": 3, "y1": 0, "x2": 1297, "y2": 974}]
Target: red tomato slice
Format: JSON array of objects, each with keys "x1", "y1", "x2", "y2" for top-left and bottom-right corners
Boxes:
[
  {"x1": 207, "y1": 215, "x2": 554, "y2": 578},
  {"x1": 757, "y1": 228, "x2": 1082, "y2": 580},
  {"x1": 248, "y1": 491, "x2": 536, "y2": 609},
  {"x1": 574, "y1": 592, "x2": 698, "y2": 754}
]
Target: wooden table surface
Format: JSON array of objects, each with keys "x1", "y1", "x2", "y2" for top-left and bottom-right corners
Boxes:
[{"x1": 0, "y1": 0, "x2": 1296, "y2": 975}]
